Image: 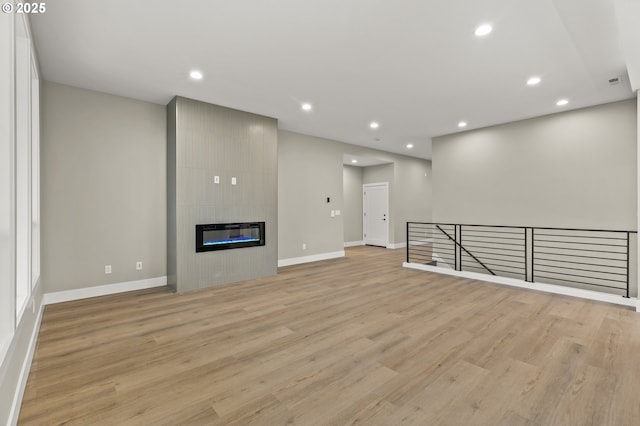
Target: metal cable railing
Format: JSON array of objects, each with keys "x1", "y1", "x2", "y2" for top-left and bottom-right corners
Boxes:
[
  {"x1": 532, "y1": 228, "x2": 630, "y2": 295},
  {"x1": 407, "y1": 222, "x2": 636, "y2": 297},
  {"x1": 460, "y1": 225, "x2": 525, "y2": 279}
]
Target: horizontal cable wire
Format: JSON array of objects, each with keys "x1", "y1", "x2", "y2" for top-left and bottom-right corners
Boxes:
[
  {"x1": 532, "y1": 239, "x2": 626, "y2": 248},
  {"x1": 460, "y1": 243, "x2": 525, "y2": 251},
  {"x1": 534, "y1": 261, "x2": 625, "y2": 276}
]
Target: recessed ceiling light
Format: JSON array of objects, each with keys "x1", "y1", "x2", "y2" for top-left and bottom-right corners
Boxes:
[
  {"x1": 556, "y1": 99, "x2": 569, "y2": 106},
  {"x1": 369, "y1": 122, "x2": 379, "y2": 129},
  {"x1": 527, "y1": 76, "x2": 541, "y2": 86},
  {"x1": 301, "y1": 103, "x2": 312, "y2": 111},
  {"x1": 474, "y1": 24, "x2": 493, "y2": 37},
  {"x1": 189, "y1": 70, "x2": 203, "y2": 80},
  {"x1": 406, "y1": 143, "x2": 414, "y2": 149},
  {"x1": 458, "y1": 121, "x2": 467, "y2": 128},
  {"x1": 351, "y1": 159, "x2": 358, "y2": 163}
]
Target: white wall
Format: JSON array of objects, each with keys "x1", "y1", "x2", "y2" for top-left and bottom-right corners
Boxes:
[
  {"x1": 343, "y1": 165, "x2": 363, "y2": 243},
  {"x1": 278, "y1": 131, "x2": 345, "y2": 260},
  {"x1": 279, "y1": 130, "x2": 431, "y2": 261},
  {"x1": 39, "y1": 87, "x2": 433, "y2": 290},
  {"x1": 433, "y1": 99, "x2": 637, "y2": 230},
  {"x1": 41, "y1": 82, "x2": 167, "y2": 293},
  {"x1": 0, "y1": 0, "x2": 15, "y2": 354},
  {"x1": 1, "y1": 7, "x2": 43, "y2": 424}
]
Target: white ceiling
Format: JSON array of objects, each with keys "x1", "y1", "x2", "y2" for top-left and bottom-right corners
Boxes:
[{"x1": 29, "y1": 0, "x2": 638, "y2": 160}]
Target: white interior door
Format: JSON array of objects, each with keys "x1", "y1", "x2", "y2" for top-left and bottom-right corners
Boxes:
[{"x1": 363, "y1": 183, "x2": 389, "y2": 247}]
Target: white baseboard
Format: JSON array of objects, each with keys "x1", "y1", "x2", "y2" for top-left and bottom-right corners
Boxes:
[
  {"x1": 344, "y1": 241, "x2": 364, "y2": 247},
  {"x1": 42, "y1": 276, "x2": 167, "y2": 305},
  {"x1": 8, "y1": 302, "x2": 44, "y2": 426},
  {"x1": 386, "y1": 242, "x2": 407, "y2": 249},
  {"x1": 403, "y1": 262, "x2": 638, "y2": 309},
  {"x1": 278, "y1": 251, "x2": 345, "y2": 267}
]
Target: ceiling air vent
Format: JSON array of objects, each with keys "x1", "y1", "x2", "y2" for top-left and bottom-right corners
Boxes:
[{"x1": 608, "y1": 76, "x2": 621, "y2": 86}]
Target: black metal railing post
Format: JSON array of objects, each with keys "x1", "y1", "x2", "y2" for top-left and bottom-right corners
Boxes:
[
  {"x1": 524, "y1": 227, "x2": 529, "y2": 282},
  {"x1": 531, "y1": 227, "x2": 535, "y2": 282},
  {"x1": 456, "y1": 225, "x2": 460, "y2": 271},
  {"x1": 626, "y1": 231, "x2": 630, "y2": 298},
  {"x1": 436, "y1": 224, "x2": 495, "y2": 275},
  {"x1": 406, "y1": 222, "x2": 410, "y2": 263}
]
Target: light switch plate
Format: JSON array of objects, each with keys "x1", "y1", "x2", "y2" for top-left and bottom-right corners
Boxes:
[
  {"x1": 214, "y1": 176, "x2": 220, "y2": 184},
  {"x1": 231, "y1": 177, "x2": 237, "y2": 185}
]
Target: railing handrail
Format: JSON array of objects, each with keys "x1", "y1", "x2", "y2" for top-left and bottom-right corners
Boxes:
[{"x1": 408, "y1": 221, "x2": 637, "y2": 234}]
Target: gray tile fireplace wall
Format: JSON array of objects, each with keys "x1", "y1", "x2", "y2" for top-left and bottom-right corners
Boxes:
[{"x1": 167, "y1": 96, "x2": 278, "y2": 292}]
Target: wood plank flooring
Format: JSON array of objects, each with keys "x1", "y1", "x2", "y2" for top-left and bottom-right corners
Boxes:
[{"x1": 19, "y1": 246, "x2": 640, "y2": 425}]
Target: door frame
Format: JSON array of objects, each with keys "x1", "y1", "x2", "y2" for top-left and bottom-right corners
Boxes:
[{"x1": 362, "y1": 182, "x2": 389, "y2": 247}]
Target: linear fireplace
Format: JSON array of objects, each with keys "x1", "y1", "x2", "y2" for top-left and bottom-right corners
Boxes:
[{"x1": 196, "y1": 222, "x2": 265, "y2": 252}]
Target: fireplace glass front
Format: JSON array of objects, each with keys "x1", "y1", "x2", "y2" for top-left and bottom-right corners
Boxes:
[{"x1": 196, "y1": 222, "x2": 265, "y2": 252}]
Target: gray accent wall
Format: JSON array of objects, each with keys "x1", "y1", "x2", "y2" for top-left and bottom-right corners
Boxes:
[
  {"x1": 41, "y1": 82, "x2": 167, "y2": 293},
  {"x1": 432, "y1": 99, "x2": 637, "y2": 230},
  {"x1": 279, "y1": 130, "x2": 431, "y2": 260},
  {"x1": 167, "y1": 97, "x2": 277, "y2": 292}
]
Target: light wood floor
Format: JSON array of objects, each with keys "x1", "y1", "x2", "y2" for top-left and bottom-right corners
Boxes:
[{"x1": 19, "y1": 246, "x2": 640, "y2": 425}]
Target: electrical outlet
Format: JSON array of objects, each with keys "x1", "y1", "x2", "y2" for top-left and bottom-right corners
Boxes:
[
  {"x1": 136, "y1": 261, "x2": 143, "y2": 270},
  {"x1": 105, "y1": 265, "x2": 112, "y2": 274},
  {"x1": 302, "y1": 243, "x2": 307, "y2": 250},
  {"x1": 231, "y1": 177, "x2": 237, "y2": 185}
]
